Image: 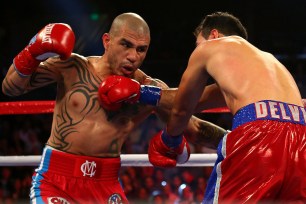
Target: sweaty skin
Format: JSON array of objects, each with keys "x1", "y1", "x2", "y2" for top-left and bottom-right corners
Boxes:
[
  {"x1": 2, "y1": 13, "x2": 225, "y2": 157},
  {"x1": 167, "y1": 34, "x2": 303, "y2": 136}
]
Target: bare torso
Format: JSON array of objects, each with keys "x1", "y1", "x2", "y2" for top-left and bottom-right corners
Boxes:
[
  {"x1": 167, "y1": 36, "x2": 303, "y2": 136},
  {"x1": 41, "y1": 54, "x2": 155, "y2": 157}
]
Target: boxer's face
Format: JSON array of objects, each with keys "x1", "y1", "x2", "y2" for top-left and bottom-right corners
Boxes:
[{"x1": 103, "y1": 26, "x2": 150, "y2": 77}]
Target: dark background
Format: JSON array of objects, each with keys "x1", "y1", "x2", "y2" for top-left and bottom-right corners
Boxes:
[
  {"x1": 1, "y1": 0, "x2": 306, "y2": 100},
  {"x1": 0, "y1": 1, "x2": 306, "y2": 203}
]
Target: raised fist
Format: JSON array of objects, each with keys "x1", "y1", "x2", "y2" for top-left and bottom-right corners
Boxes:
[
  {"x1": 13, "y1": 23, "x2": 75, "y2": 77},
  {"x1": 98, "y1": 75, "x2": 162, "y2": 111},
  {"x1": 98, "y1": 75, "x2": 141, "y2": 111}
]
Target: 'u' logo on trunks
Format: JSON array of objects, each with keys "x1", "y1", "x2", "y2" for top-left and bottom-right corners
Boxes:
[{"x1": 81, "y1": 160, "x2": 96, "y2": 177}]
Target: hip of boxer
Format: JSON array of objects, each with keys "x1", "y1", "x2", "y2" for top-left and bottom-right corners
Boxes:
[
  {"x1": 30, "y1": 145, "x2": 128, "y2": 204},
  {"x1": 203, "y1": 100, "x2": 306, "y2": 203}
]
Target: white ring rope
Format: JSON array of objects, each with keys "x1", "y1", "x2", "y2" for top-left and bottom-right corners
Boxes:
[{"x1": 0, "y1": 154, "x2": 217, "y2": 167}]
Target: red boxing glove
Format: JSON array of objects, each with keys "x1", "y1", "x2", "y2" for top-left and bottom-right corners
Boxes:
[
  {"x1": 148, "y1": 130, "x2": 190, "y2": 168},
  {"x1": 98, "y1": 75, "x2": 141, "y2": 111},
  {"x1": 13, "y1": 23, "x2": 75, "y2": 77},
  {"x1": 98, "y1": 75, "x2": 162, "y2": 111}
]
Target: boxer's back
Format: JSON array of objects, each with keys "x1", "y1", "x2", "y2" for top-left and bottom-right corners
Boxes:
[{"x1": 205, "y1": 36, "x2": 303, "y2": 114}]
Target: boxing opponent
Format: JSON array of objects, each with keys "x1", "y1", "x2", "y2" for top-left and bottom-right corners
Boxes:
[
  {"x1": 2, "y1": 13, "x2": 226, "y2": 203},
  {"x1": 150, "y1": 12, "x2": 306, "y2": 203}
]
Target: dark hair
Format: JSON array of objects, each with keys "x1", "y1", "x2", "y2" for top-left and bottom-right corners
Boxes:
[{"x1": 194, "y1": 11, "x2": 248, "y2": 40}]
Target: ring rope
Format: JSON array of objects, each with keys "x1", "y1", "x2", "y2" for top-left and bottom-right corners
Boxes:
[
  {"x1": 0, "y1": 100, "x2": 229, "y2": 115},
  {"x1": 0, "y1": 154, "x2": 217, "y2": 167},
  {"x1": 0, "y1": 101, "x2": 55, "y2": 115},
  {"x1": 1, "y1": 100, "x2": 305, "y2": 115}
]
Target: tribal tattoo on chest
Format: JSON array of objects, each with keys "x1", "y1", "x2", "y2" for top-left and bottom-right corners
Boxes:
[{"x1": 50, "y1": 58, "x2": 102, "y2": 150}]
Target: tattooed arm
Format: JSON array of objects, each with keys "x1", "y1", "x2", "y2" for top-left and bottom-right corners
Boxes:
[
  {"x1": 2, "y1": 56, "x2": 63, "y2": 97},
  {"x1": 184, "y1": 116, "x2": 227, "y2": 149}
]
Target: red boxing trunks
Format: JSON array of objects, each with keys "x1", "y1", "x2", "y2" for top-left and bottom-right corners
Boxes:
[
  {"x1": 30, "y1": 146, "x2": 128, "y2": 204},
  {"x1": 203, "y1": 100, "x2": 306, "y2": 203}
]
